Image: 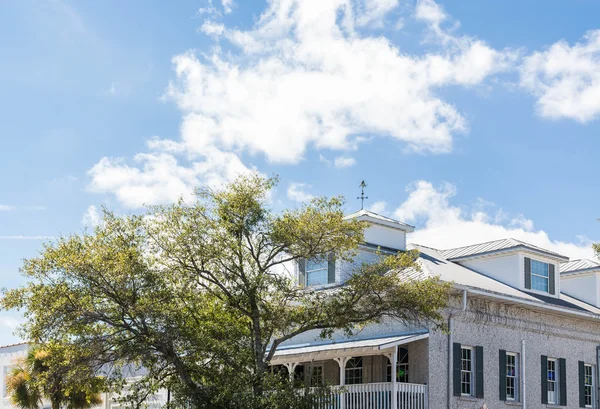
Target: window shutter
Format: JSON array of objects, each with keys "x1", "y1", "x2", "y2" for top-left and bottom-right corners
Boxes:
[
  {"x1": 327, "y1": 253, "x2": 336, "y2": 284},
  {"x1": 298, "y1": 258, "x2": 306, "y2": 286},
  {"x1": 549, "y1": 264, "x2": 556, "y2": 295},
  {"x1": 559, "y1": 358, "x2": 567, "y2": 406},
  {"x1": 499, "y1": 350, "x2": 507, "y2": 401},
  {"x1": 475, "y1": 346, "x2": 484, "y2": 398},
  {"x1": 525, "y1": 257, "x2": 532, "y2": 290},
  {"x1": 579, "y1": 361, "x2": 586, "y2": 408},
  {"x1": 541, "y1": 355, "x2": 548, "y2": 404},
  {"x1": 453, "y1": 343, "x2": 462, "y2": 397}
]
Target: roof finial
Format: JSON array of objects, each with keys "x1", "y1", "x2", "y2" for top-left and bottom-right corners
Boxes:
[{"x1": 357, "y1": 180, "x2": 368, "y2": 210}]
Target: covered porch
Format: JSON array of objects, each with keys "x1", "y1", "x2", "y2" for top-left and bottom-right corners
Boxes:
[{"x1": 270, "y1": 332, "x2": 429, "y2": 409}]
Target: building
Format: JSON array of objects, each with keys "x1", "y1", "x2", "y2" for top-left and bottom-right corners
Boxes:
[
  {"x1": 270, "y1": 210, "x2": 600, "y2": 409},
  {"x1": 2, "y1": 209, "x2": 600, "y2": 409}
]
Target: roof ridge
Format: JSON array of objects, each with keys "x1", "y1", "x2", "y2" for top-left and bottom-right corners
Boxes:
[{"x1": 441, "y1": 237, "x2": 510, "y2": 251}]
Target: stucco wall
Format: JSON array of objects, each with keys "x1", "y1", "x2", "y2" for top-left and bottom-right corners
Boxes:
[
  {"x1": 428, "y1": 295, "x2": 600, "y2": 409},
  {"x1": 459, "y1": 254, "x2": 521, "y2": 289},
  {"x1": 562, "y1": 272, "x2": 600, "y2": 307}
]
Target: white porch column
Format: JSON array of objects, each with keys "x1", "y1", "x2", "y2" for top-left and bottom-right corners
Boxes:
[
  {"x1": 283, "y1": 362, "x2": 299, "y2": 383},
  {"x1": 334, "y1": 357, "x2": 350, "y2": 408},
  {"x1": 387, "y1": 349, "x2": 398, "y2": 409}
]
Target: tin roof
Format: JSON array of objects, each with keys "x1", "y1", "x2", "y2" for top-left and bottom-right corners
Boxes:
[
  {"x1": 440, "y1": 238, "x2": 569, "y2": 261},
  {"x1": 560, "y1": 259, "x2": 600, "y2": 274}
]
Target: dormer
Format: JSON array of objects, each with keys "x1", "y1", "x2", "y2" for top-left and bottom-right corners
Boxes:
[
  {"x1": 441, "y1": 238, "x2": 569, "y2": 298},
  {"x1": 560, "y1": 259, "x2": 600, "y2": 307},
  {"x1": 298, "y1": 210, "x2": 414, "y2": 287}
]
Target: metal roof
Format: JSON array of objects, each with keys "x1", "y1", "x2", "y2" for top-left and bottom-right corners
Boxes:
[
  {"x1": 345, "y1": 209, "x2": 415, "y2": 232},
  {"x1": 560, "y1": 259, "x2": 600, "y2": 274},
  {"x1": 270, "y1": 332, "x2": 428, "y2": 363},
  {"x1": 440, "y1": 238, "x2": 569, "y2": 261}
]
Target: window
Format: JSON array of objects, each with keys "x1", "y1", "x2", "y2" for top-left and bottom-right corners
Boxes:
[
  {"x1": 307, "y1": 364, "x2": 324, "y2": 386},
  {"x1": 386, "y1": 347, "x2": 409, "y2": 383},
  {"x1": 345, "y1": 357, "x2": 363, "y2": 385},
  {"x1": 531, "y1": 260, "x2": 549, "y2": 292},
  {"x1": 461, "y1": 347, "x2": 474, "y2": 396},
  {"x1": 548, "y1": 358, "x2": 558, "y2": 404},
  {"x1": 306, "y1": 258, "x2": 328, "y2": 286},
  {"x1": 585, "y1": 364, "x2": 594, "y2": 408},
  {"x1": 506, "y1": 353, "x2": 519, "y2": 401}
]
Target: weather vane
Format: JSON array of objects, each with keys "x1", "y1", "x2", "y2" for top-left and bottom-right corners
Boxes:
[{"x1": 357, "y1": 180, "x2": 368, "y2": 210}]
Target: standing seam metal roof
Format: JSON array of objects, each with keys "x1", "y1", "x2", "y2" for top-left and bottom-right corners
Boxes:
[
  {"x1": 560, "y1": 259, "x2": 600, "y2": 274},
  {"x1": 440, "y1": 238, "x2": 568, "y2": 261}
]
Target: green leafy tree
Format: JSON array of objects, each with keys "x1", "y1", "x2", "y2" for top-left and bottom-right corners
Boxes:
[
  {"x1": 6, "y1": 343, "x2": 104, "y2": 409},
  {"x1": 3, "y1": 174, "x2": 450, "y2": 408}
]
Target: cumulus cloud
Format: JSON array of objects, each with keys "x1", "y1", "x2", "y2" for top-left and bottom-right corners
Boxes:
[
  {"x1": 82, "y1": 205, "x2": 101, "y2": 227},
  {"x1": 520, "y1": 30, "x2": 600, "y2": 122},
  {"x1": 334, "y1": 156, "x2": 357, "y2": 168},
  {"x1": 89, "y1": 0, "x2": 515, "y2": 207},
  {"x1": 287, "y1": 183, "x2": 314, "y2": 202},
  {"x1": 395, "y1": 180, "x2": 595, "y2": 260},
  {"x1": 368, "y1": 200, "x2": 388, "y2": 214},
  {"x1": 88, "y1": 149, "x2": 255, "y2": 208},
  {"x1": 0, "y1": 205, "x2": 14, "y2": 211}
]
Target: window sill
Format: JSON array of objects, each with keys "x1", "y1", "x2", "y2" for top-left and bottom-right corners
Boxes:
[
  {"x1": 504, "y1": 401, "x2": 522, "y2": 407},
  {"x1": 457, "y1": 396, "x2": 481, "y2": 402}
]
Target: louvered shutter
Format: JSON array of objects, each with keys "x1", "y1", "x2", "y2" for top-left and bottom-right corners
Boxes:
[
  {"x1": 453, "y1": 343, "x2": 462, "y2": 397},
  {"x1": 525, "y1": 257, "x2": 532, "y2": 290},
  {"x1": 475, "y1": 346, "x2": 484, "y2": 398},
  {"x1": 579, "y1": 361, "x2": 586, "y2": 408},
  {"x1": 541, "y1": 355, "x2": 548, "y2": 404},
  {"x1": 499, "y1": 350, "x2": 507, "y2": 401},
  {"x1": 327, "y1": 253, "x2": 336, "y2": 284},
  {"x1": 549, "y1": 264, "x2": 556, "y2": 295},
  {"x1": 559, "y1": 358, "x2": 567, "y2": 406},
  {"x1": 298, "y1": 258, "x2": 306, "y2": 286}
]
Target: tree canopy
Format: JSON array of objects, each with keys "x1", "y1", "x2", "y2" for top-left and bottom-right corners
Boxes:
[{"x1": 2, "y1": 174, "x2": 450, "y2": 409}]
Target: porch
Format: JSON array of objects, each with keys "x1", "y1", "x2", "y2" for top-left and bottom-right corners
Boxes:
[{"x1": 270, "y1": 332, "x2": 429, "y2": 409}]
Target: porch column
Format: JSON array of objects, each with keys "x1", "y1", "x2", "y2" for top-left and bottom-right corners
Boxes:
[
  {"x1": 334, "y1": 357, "x2": 350, "y2": 408},
  {"x1": 387, "y1": 349, "x2": 398, "y2": 409},
  {"x1": 283, "y1": 362, "x2": 299, "y2": 383}
]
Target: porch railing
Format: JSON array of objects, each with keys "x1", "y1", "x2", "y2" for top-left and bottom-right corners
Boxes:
[{"x1": 307, "y1": 382, "x2": 427, "y2": 409}]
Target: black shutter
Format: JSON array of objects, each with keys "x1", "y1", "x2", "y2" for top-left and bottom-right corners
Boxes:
[
  {"x1": 327, "y1": 253, "x2": 335, "y2": 284},
  {"x1": 549, "y1": 264, "x2": 556, "y2": 295},
  {"x1": 453, "y1": 343, "x2": 462, "y2": 397},
  {"x1": 499, "y1": 350, "x2": 507, "y2": 401},
  {"x1": 298, "y1": 258, "x2": 306, "y2": 286},
  {"x1": 525, "y1": 257, "x2": 532, "y2": 290},
  {"x1": 475, "y1": 346, "x2": 484, "y2": 398},
  {"x1": 559, "y1": 358, "x2": 567, "y2": 406},
  {"x1": 579, "y1": 361, "x2": 586, "y2": 408},
  {"x1": 541, "y1": 355, "x2": 548, "y2": 404}
]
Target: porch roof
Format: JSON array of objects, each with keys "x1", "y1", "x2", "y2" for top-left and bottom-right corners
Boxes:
[{"x1": 269, "y1": 332, "x2": 428, "y2": 364}]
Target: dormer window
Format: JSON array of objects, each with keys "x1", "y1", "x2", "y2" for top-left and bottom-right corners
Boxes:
[
  {"x1": 531, "y1": 260, "x2": 549, "y2": 292},
  {"x1": 306, "y1": 259, "x2": 328, "y2": 286},
  {"x1": 524, "y1": 257, "x2": 556, "y2": 295},
  {"x1": 298, "y1": 254, "x2": 335, "y2": 287}
]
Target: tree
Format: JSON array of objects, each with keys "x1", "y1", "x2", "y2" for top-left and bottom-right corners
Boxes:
[
  {"x1": 2, "y1": 174, "x2": 450, "y2": 408},
  {"x1": 6, "y1": 343, "x2": 104, "y2": 409}
]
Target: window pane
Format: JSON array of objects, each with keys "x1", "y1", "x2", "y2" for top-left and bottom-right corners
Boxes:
[
  {"x1": 461, "y1": 347, "x2": 473, "y2": 396},
  {"x1": 531, "y1": 275, "x2": 549, "y2": 292},
  {"x1": 306, "y1": 259, "x2": 327, "y2": 272},
  {"x1": 307, "y1": 269, "x2": 327, "y2": 286},
  {"x1": 531, "y1": 260, "x2": 549, "y2": 278}
]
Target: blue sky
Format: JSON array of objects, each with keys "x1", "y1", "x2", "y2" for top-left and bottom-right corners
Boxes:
[{"x1": 1, "y1": 0, "x2": 600, "y2": 344}]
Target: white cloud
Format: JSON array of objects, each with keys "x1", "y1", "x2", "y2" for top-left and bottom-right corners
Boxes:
[
  {"x1": 0, "y1": 205, "x2": 14, "y2": 211},
  {"x1": 200, "y1": 20, "x2": 225, "y2": 36},
  {"x1": 368, "y1": 200, "x2": 388, "y2": 214},
  {"x1": 0, "y1": 236, "x2": 54, "y2": 240},
  {"x1": 394, "y1": 180, "x2": 595, "y2": 260},
  {"x1": 88, "y1": 149, "x2": 255, "y2": 208},
  {"x1": 415, "y1": 0, "x2": 446, "y2": 29},
  {"x1": 287, "y1": 183, "x2": 314, "y2": 203},
  {"x1": 334, "y1": 156, "x2": 357, "y2": 168},
  {"x1": 0, "y1": 316, "x2": 22, "y2": 330},
  {"x1": 520, "y1": 30, "x2": 600, "y2": 122},
  {"x1": 221, "y1": 0, "x2": 233, "y2": 14},
  {"x1": 82, "y1": 205, "x2": 101, "y2": 227},
  {"x1": 355, "y1": 0, "x2": 399, "y2": 27}
]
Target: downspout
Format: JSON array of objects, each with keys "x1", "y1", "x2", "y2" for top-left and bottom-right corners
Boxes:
[
  {"x1": 521, "y1": 340, "x2": 526, "y2": 409},
  {"x1": 447, "y1": 290, "x2": 468, "y2": 409}
]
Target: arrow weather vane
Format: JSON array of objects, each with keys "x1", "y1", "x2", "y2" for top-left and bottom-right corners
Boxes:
[{"x1": 357, "y1": 180, "x2": 368, "y2": 210}]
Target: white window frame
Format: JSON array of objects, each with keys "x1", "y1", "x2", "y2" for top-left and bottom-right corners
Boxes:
[
  {"x1": 547, "y1": 358, "x2": 558, "y2": 405},
  {"x1": 307, "y1": 363, "x2": 324, "y2": 386},
  {"x1": 386, "y1": 347, "x2": 409, "y2": 383},
  {"x1": 461, "y1": 346, "x2": 474, "y2": 397},
  {"x1": 506, "y1": 352, "x2": 519, "y2": 401},
  {"x1": 345, "y1": 357, "x2": 363, "y2": 385},
  {"x1": 531, "y1": 259, "x2": 550, "y2": 293},
  {"x1": 585, "y1": 364, "x2": 594, "y2": 408},
  {"x1": 305, "y1": 258, "x2": 328, "y2": 287}
]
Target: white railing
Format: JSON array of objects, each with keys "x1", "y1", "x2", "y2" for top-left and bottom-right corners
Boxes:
[{"x1": 306, "y1": 382, "x2": 427, "y2": 409}]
